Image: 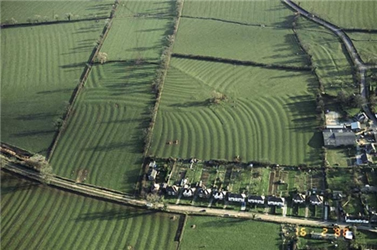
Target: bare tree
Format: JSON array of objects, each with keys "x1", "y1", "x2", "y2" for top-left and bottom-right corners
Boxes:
[
  {"x1": 97, "y1": 52, "x2": 108, "y2": 64},
  {"x1": 25, "y1": 154, "x2": 53, "y2": 183}
]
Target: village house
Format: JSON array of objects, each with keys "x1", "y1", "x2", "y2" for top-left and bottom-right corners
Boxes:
[
  {"x1": 292, "y1": 193, "x2": 306, "y2": 204},
  {"x1": 182, "y1": 187, "x2": 196, "y2": 197},
  {"x1": 228, "y1": 193, "x2": 246, "y2": 203},
  {"x1": 267, "y1": 196, "x2": 285, "y2": 207},
  {"x1": 166, "y1": 185, "x2": 179, "y2": 196},
  {"x1": 309, "y1": 194, "x2": 323, "y2": 206},
  {"x1": 213, "y1": 190, "x2": 227, "y2": 200},
  {"x1": 148, "y1": 169, "x2": 157, "y2": 181},
  {"x1": 345, "y1": 215, "x2": 369, "y2": 224},
  {"x1": 197, "y1": 187, "x2": 212, "y2": 199},
  {"x1": 247, "y1": 195, "x2": 265, "y2": 205}
]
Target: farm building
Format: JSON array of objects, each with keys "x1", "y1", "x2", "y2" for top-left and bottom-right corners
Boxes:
[
  {"x1": 228, "y1": 193, "x2": 246, "y2": 203},
  {"x1": 309, "y1": 194, "x2": 323, "y2": 206},
  {"x1": 166, "y1": 185, "x2": 179, "y2": 196},
  {"x1": 248, "y1": 195, "x2": 265, "y2": 205},
  {"x1": 182, "y1": 187, "x2": 196, "y2": 197},
  {"x1": 351, "y1": 122, "x2": 361, "y2": 131},
  {"x1": 267, "y1": 196, "x2": 285, "y2": 207},
  {"x1": 213, "y1": 190, "x2": 227, "y2": 200},
  {"x1": 197, "y1": 188, "x2": 212, "y2": 199},
  {"x1": 292, "y1": 193, "x2": 306, "y2": 204},
  {"x1": 322, "y1": 129, "x2": 356, "y2": 147}
]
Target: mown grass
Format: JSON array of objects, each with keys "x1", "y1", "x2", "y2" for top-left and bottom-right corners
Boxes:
[
  {"x1": 50, "y1": 63, "x2": 155, "y2": 193},
  {"x1": 1, "y1": 172, "x2": 179, "y2": 250},
  {"x1": 99, "y1": 0, "x2": 174, "y2": 62},
  {"x1": 348, "y1": 32, "x2": 377, "y2": 64},
  {"x1": 182, "y1": 0, "x2": 294, "y2": 27},
  {"x1": 150, "y1": 58, "x2": 322, "y2": 166},
  {"x1": 180, "y1": 216, "x2": 281, "y2": 250},
  {"x1": 295, "y1": 17, "x2": 355, "y2": 96},
  {"x1": 1, "y1": 0, "x2": 113, "y2": 24},
  {"x1": 326, "y1": 148, "x2": 355, "y2": 167},
  {"x1": 173, "y1": 18, "x2": 309, "y2": 67},
  {"x1": 1, "y1": 21, "x2": 104, "y2": 155},
  {"x1": 295, "y1": 0, "x2": 377, "y2": 30}
]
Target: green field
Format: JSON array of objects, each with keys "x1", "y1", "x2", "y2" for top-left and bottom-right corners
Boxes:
[
  {"x1": 1, "y1": 0, "x2": 113, "y2": 24},
  {"x1": 326, "y1": 169, "x2": 354, "y2": 193},
  {"x1": 99, "y1": 0, "x2": 174, "y2": 62},
  {"x1": 180, "y1": 216, "x2": 281, "y2": 250},
  {"x1": 173, "y1": 18, "x2": 309, "y2": 67},
  {"x1": 1, "y1": 171, "x2": 179, "y2": 250},
  {"x1": 295, "y1": 17, "x2": 355, "y2": 96},
  {"x1": 326, "y1": 148, "x2": 355, "y2": 167},
  {"x1": 150, "y1": 58, "x2": 322, "y2": 166},
  {"x1": 50, "y1": 63, "x2": 155, "y2": 193},
  {"x1": 1, "y1": 21, "x2": 104, "y2": 154},
  {"x1": 348, "y1": 32, "x2": 377, "y2": 64},
  {"x1": 183, "y1": 0, "x2": 295, "y2": 27},
  {"x1": 295, "y1": 0, "x2": 377, "y2": 30}
]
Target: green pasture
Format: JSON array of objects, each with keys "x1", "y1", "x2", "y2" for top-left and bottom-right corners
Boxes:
[
  {"x1": 1, "y1": 21, "x2": 104, "y2": 154},
  {"x1": 1, "y1": 172, "x2": 179, "y2": 250},
  {"x1": 173, "y1": 18, "x2": 309, "y2": 67},
  {"x1": 150, "y1": 58, "x2": 322, "y2": 166},
  {"x1": 295, "y1": 18, "x2": 355, "y2": 96},
  {"x1": 183, "y1": 0, "x2": 294, "y2": 27},
  {"x1": 326, "y1": 148, "x2": 355, "y2": 167},
  {"x1": 180, "y1": 216, "x2": 281, "y2": 250},
  {"x1": 295, "y1": 0, "x2": 377, "y2": 30},
  {"x1": 348, "y1": 32, "x2": 377, "y2": 64},
  {"x1": 50, "y1": 63, "x2": 155, "y2": 193},
  {"x1": 100, "y1": 0, "x2": 174, "y2": 62},
  {"x1": 1, "y1": 0, "x2": 113, "y2": 24}
]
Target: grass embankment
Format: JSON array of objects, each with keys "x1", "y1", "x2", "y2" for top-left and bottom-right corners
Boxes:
[
  {"x1": 1, "y1": 21, "x2": 104, "y2": 154},
  {"x1": 348, "y1": 32, "x2": 377, "y2": 64},
  {"x1": 150, "y1": 58, "x2": 322, "y2": 166},
  {"x1": 1, "y1": 172, "x2": 179, "y2": 250}
]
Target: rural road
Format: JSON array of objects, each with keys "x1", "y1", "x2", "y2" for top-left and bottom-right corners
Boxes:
[
  {"x1": 283, "y1": 0, "x2": 377, "y2": 124},
  {"x1": 2, "y1": 159, "x2": 377, "y2": 233}
]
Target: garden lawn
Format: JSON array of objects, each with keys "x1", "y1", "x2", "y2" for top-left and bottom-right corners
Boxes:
[
  {"x1": 180, "y1": 216, "x2": 281, "y2": 250},
  {"x1": 150, "y1": 58, "x2": 322, "y2": 166},
  {"x1": 294, "y1": 0, "x2": 377, "y2": 30},
  {"x1": 1, "y1": 0, "x2": 113, "y2": 24},
  {"x1": 326, "y1": 148, "x2": 355, "y2": 167},
  {"x1": 295, "y1": 18, "x2": 355, "y2": 96},
  {"x1": 326, "y1": 169, "x2": 353, "y2": 193},
  {"x1": 50, "y1": 63, "x2": 155, "y2": 193},
  {"x1": 173, "y1": 18, "x2": 309, "y2": 67},
  {"x1": 1, "y1": 21, "x2": 104, "y2": 154},
  {"x1": 1, "y1": 172, "x2": 179, "y2": 250}
]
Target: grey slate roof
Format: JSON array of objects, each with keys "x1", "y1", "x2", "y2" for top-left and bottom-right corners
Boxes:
[{"x1": 323, "y1": 129, "x2": 356, "y2": 147}]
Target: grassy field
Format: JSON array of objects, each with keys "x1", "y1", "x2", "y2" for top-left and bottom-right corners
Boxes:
[
  {"x1": 1, "y1": 171, "x2": 179, "y2": 250},
  {"x1": 295, "y1": 17, "x2": 355, "y2": 96},
  {"x1": 173, "y1": 18, "x2": 309, "y2": 67},
  {"x1": 295, "y1": 0, "x2": 377, "y2": 30},
  {"x1": 180, "y1": 216, "x2": 281, "y2": 250},
  {"x1": 99, "y1": 0, "x2": 174, "y2": 62},
  {"x1": 50, "y1": 63, "x2": 155, "y2": 193},
  {"x1": 182, "y1": 0, "x2": 295, "y2": 27},
  {"x1": 326, "y1": 169, "x2": 354, "y2": 193},
  {"x1": 0, "y1": 0, "x2": 113, "y2": 24},
  {"x1": 1, "y1": 21, "x2": 104, "y2": 155},
  {"x1": 150, "y1": 58, "x2": 322, "y2": 166},
  {"x1": 348, "y1": 32, "x2": 377, "y2": 64}
]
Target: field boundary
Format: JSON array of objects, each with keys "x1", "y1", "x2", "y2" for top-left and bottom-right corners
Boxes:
[
  {"x1": 175, "y1": 214, "x2": 188, "y2": 250},
  {"x1": 46, "y1": 2, "x2": 118, "y2": 161},
  {"x1": 172, "y1": 53, "x2": 312, "y2": 72},
  {"x1": 0, "y1": 17, "x2": 109, "y2": 29}
]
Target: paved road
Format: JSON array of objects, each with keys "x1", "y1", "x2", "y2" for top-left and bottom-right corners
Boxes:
[
  {"x1": 283, "y1": 0, "x2": 377, "y2": 125},
  {"x1": 2, "y1": 160, "x2": 377, "y2": 233}
]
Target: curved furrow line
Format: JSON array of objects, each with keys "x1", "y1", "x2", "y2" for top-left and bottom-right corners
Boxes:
[
  {"x1": 155, "y1": 110, "x2": 173, "y2": 158},
  {"x1": 196, "y1": 108, "x2": 220, "y2": 159},
  {"x1": 135, "y1": 215, "x2": 152, "y2": 250},
  {"x1": 114, "y1": 210, "x2": 134, "y2": 248},
  {"x1": 3, "y1": 187, "x2": 52, "y2": 249},
  {"x1": 218, "y1": 106, "x2": 239, "y2": 160},
  {"x1": 169, "y1": 110, "x2": 191, "y2": 159},
  {"x1": 150, "y1": 111, "x2": 165, "y2": 156},
  {"x1": 50, "y1": 101, "x2": 89, "y2": 176},
  {"x1": 189, "y1": 109, "x2": 214, "y2": 159},
  {"x1": 181, "y1": 110, "x2": 201, "y2": 159},
  {"x1": 103, "y1": 206, "x2": 123, "y2": 250},
  {"x1": 125, "y1": 213, "x2": 143, "y2": 247}
]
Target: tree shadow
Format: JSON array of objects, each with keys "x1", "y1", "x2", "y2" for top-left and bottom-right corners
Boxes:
[{"x1": 74, "y1": 208, "x2": 158, "y2": 222}]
